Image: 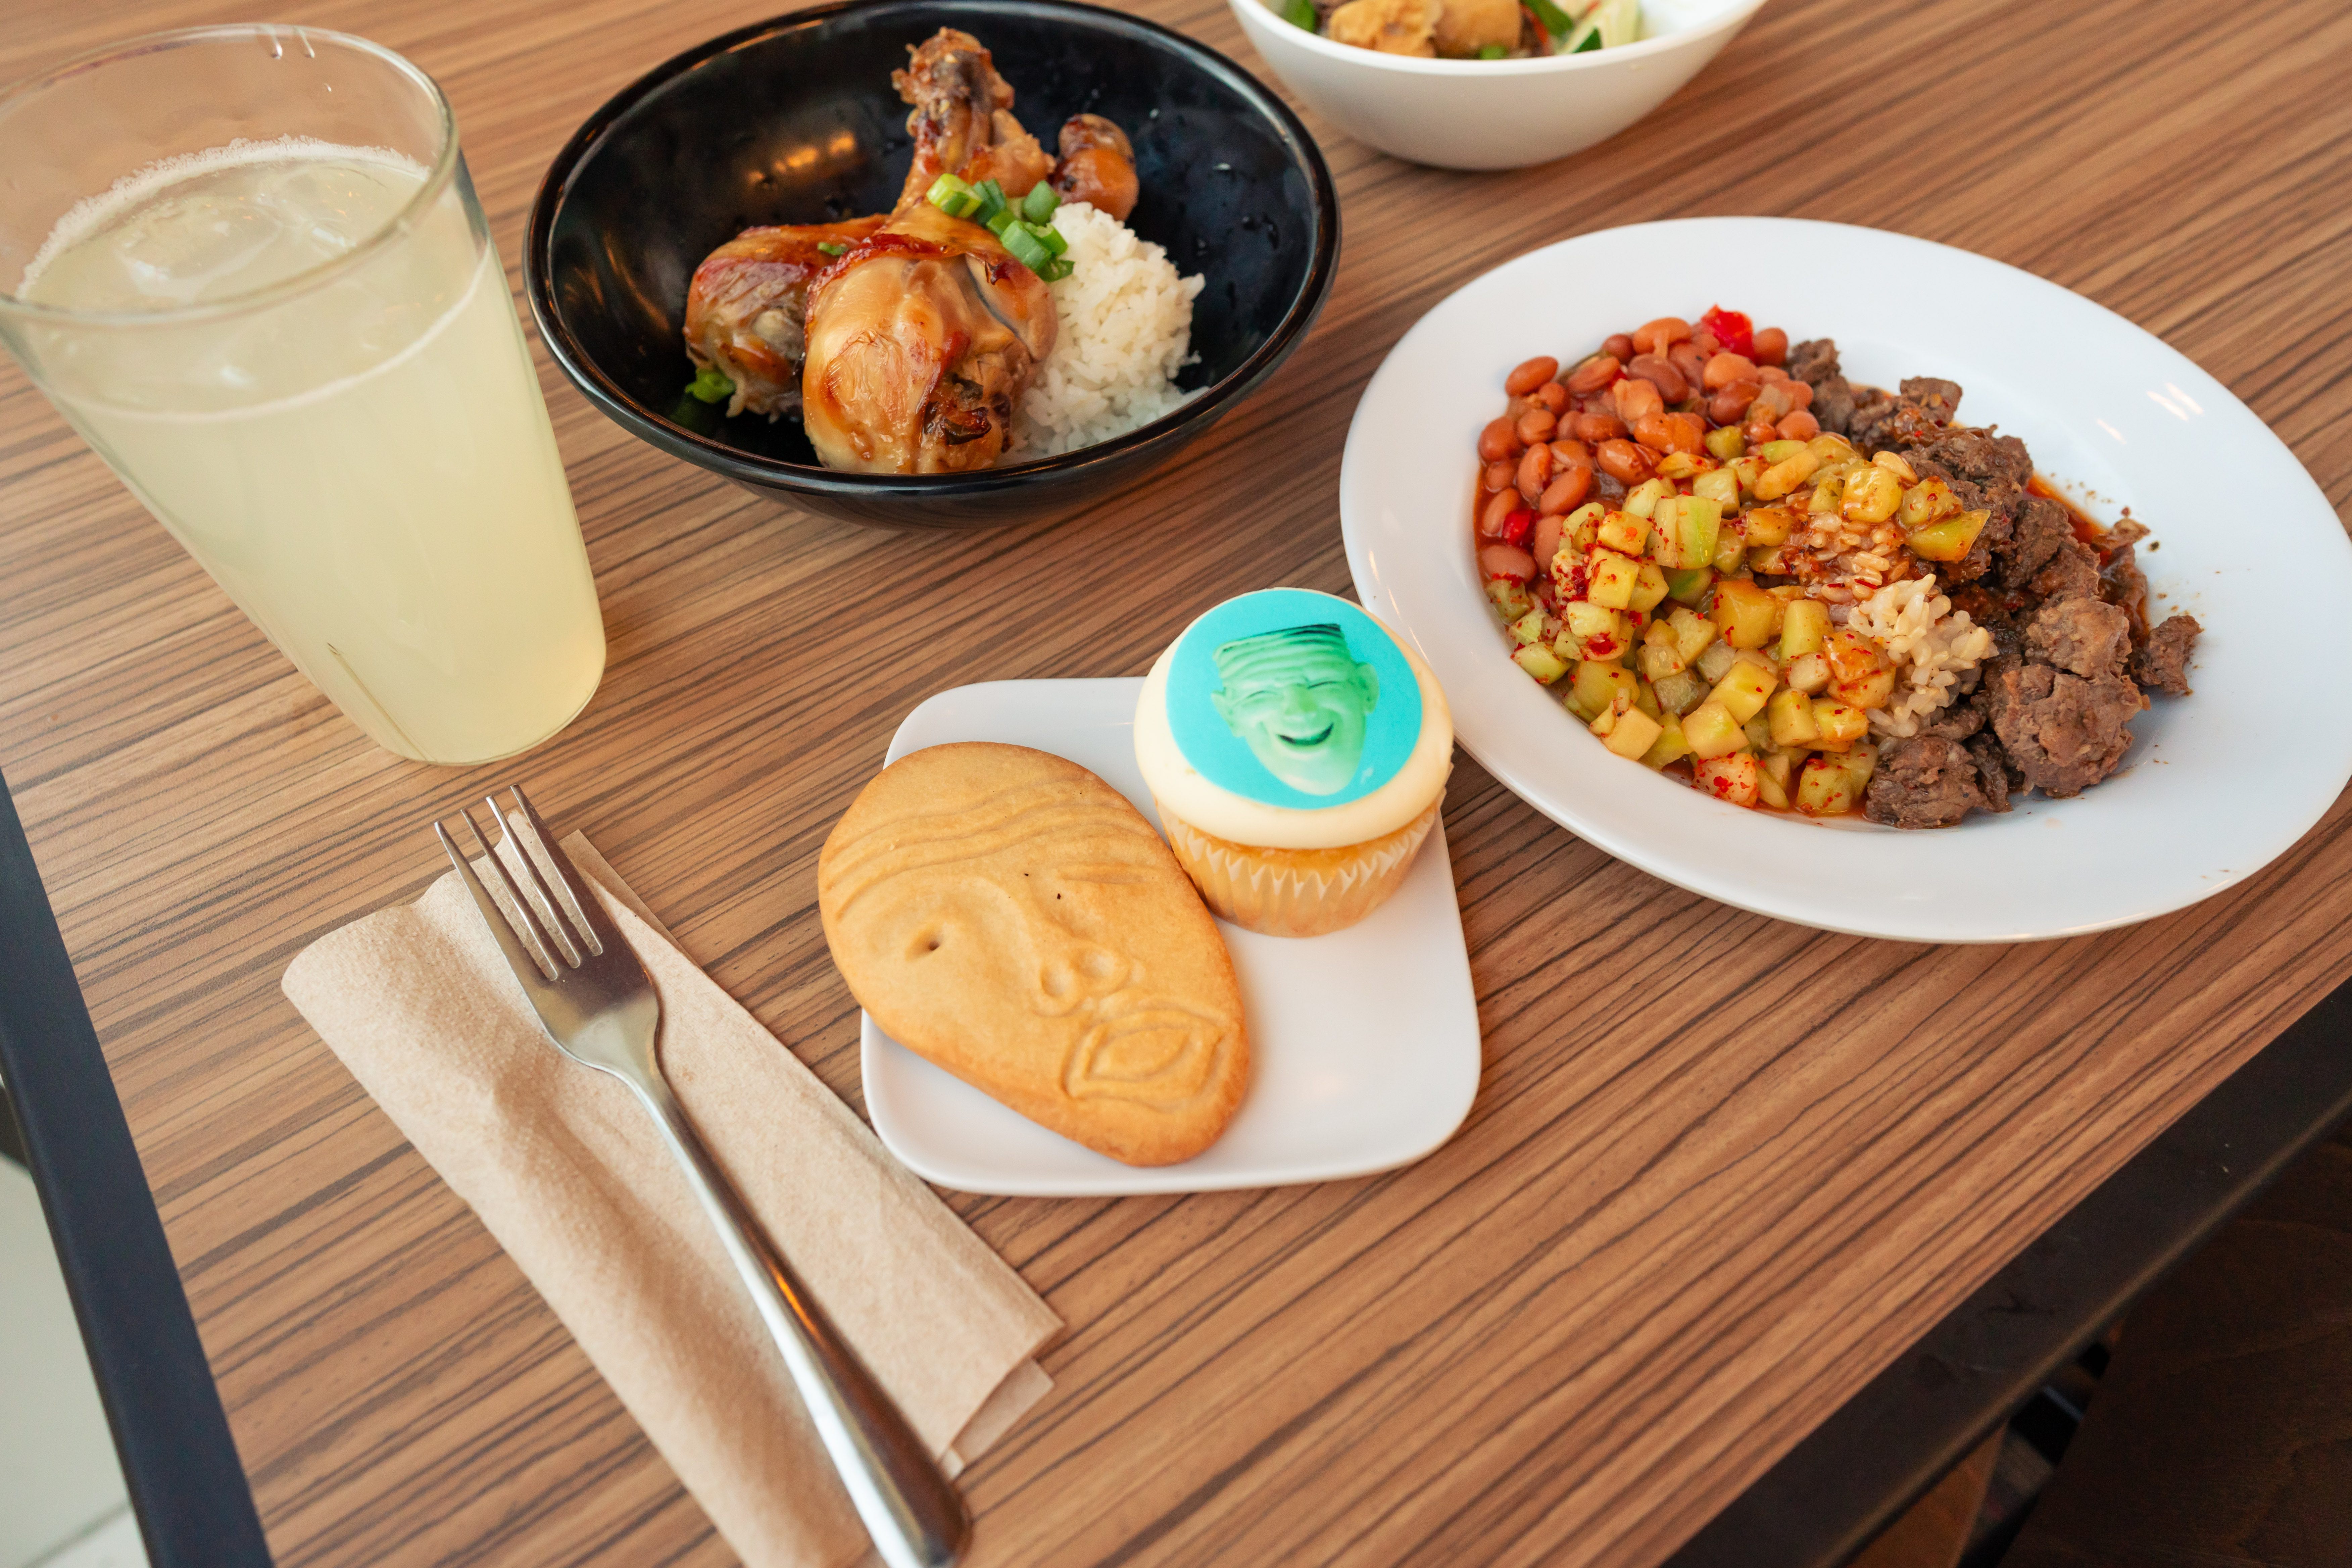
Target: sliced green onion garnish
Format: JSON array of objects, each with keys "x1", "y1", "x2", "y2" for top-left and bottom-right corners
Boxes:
[
  {"x1": 816, "y1": 240, "x2": 847, "y2": 256},
  {"x1": 1526, "y1": 0, "x2": 1574, "y2": 36},
  {"x1": 1020, "y1": 180, "x2": 1061, "y2": 224},
  {"x1": 999, "y1": 221, "x2": 1056, "y2": 274},
  {"x1": 687, "y1": 363, "x2": 735, "y2": 404},
  {"x1": 971, "y1": 178, "x2": 1009, "y2": 226},
  {"x1": 986, "y1": 205, "x2": 1020, "y2": 238},
  {"x1": 1023, "y1": 219, "x2": 1068, "y2": 257},
  {"x1": 1570, "y1": 23, "x2": 1603, "y2": 51},
  {"x1": 1477, "y1": 42, "x2": 1506, "y2": 58},
  {"x1": 1282, "y1": 0, "x2": 1316, "y2": 27},
  {"x1": 1038, "y1": 256, "x2": 1075, "y2": 283},
  {"x1": 927, "y1": 171, "x2": 983, "y2": 218}
]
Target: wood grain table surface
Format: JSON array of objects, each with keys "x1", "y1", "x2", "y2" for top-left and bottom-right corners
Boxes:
[{"x1": 4, "y1": 0, "x2": 2349, "y2": 1564}]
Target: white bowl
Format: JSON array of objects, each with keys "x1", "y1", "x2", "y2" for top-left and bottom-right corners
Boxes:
[
  {"x1": 1340, "y1": 217, "x2": 2352, "y2": 942},
  {"x1": 1225, "y1": 0, "x2": 1769, "y2": 169}
]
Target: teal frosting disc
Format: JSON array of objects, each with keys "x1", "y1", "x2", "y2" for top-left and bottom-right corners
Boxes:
[{"x1": 1166, "y1": 589, "x2": 1423, "y2": 810}]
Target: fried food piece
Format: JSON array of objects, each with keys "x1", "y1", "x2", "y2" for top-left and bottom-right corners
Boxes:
[
  {"x1": 1432, "y1": 0, "x2": 1522, "y2": 57},
  {"x1": 1326, "y1": 0, "x2": 1439, "y2": 56}
]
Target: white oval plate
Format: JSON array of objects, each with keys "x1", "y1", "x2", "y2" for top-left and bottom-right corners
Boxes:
[
  {"x1": 859, "y1": 679, "x2": 1481, "y2": 1195},
  {"x1": 1341, "y1": 217, "x2": 2352, "y2": 943}
]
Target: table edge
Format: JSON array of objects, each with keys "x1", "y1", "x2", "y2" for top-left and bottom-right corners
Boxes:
[
  {"x1": 0, "y1": 765, "x2": 271, "y2": 1568},
  {"x1": 1663, "y1": 975, "x2": 2352, "y2": 1568}
]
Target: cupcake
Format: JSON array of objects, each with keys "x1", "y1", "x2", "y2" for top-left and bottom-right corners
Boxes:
[{"x1": 1135, "y1": 588, "x2": 1453, "y2": 937}]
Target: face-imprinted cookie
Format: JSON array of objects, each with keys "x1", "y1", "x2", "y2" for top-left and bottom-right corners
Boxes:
[{"x1": 819, "y1": 742, "x2": 1248, "y2": 1166}]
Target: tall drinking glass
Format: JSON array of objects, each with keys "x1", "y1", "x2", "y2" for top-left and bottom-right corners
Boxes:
[{"x1": 0, "y1": 27, "x2": 604, "y2": 765}]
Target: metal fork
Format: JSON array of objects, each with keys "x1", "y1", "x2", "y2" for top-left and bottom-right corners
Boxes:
[{"x1": 435, "y1": 786, "x2": 968, "y2": 1568}]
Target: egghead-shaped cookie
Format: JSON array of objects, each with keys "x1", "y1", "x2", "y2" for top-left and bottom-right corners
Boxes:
[{"x1": 819, "y1": 743, "x2": 1248, "y2": 1166}]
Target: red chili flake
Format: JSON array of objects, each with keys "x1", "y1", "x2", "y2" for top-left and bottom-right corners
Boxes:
[{"x1": 1699, "y1": 305, "x2": 1753, "y2": 359}]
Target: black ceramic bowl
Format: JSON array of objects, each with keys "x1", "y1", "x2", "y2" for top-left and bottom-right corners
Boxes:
[{"x1": 525, "y1": 0, "x2": 1338, "y2": 528}]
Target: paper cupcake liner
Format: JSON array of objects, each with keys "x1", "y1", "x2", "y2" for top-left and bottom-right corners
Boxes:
[{"x1": 1156, "y1": 794, "x2": 1443, "y2": 938}]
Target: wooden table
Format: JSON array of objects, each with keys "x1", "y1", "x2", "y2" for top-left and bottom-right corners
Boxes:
[{"x1": 4, "y1": 0, "x2": 2349, "y2": 1564}]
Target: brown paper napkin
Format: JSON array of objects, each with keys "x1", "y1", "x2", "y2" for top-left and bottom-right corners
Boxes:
[{"x1": 281, "y1": 831, "x2": 1062, "y2": 1568}]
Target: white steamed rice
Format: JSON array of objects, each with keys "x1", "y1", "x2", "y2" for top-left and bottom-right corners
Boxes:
[
  {"x1": 1010, "y1": 201, "x2": 1205, "y2": 457},
  {"x1": 1847, "y1": 576, "x2": 1997, "y2": 738}
]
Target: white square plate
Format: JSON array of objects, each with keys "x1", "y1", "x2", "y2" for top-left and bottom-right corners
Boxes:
[{"x1": 859, "y1": 678, "x2": 1481, "y2": 1196}]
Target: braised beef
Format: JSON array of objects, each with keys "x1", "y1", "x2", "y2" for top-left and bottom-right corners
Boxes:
[
  {"x1": 2100, "y1": 542, "x2": 2149, "y2": 627},
  {"x1": 1899, "y1": 377, "x2": 1964, "y2": 424},
  {"x1": 1966, "y1": 734, "x2": 2015, "y2": 813},
  {"x1": 1915, "y1": 698, "x2": 1987, "y2": 742},
  {"x1": 1986, "y1": 658, "x2": 2143, "y2": 797},
  {"x1": 1787, "y1": 339, "x2": 1859, "y2": 437},
  {"x1": 1666, "y1": 336, "x2": 2193, "y2": 827},
  {"x1": 2130, "y1": 614, "x2": 2203, "y2": 696},
  {"x1": 1786, "y1": 338, "x2": 1842, "y2": 384},
  {"x1": 1864, "y1": 737, "x2": 1989, "y2": 829},
  {"x1": 1846, "y1": 389, "x2": 1955, "y2": 451},
  {"x1": 1811, "y1": 377, "x2": 1859, "y2": 437},
  {"x1": 2029, "y1": 544, "x2": 2102, "y2": 600},
  {"x1": 2025, "y1": 595, "x2": 2131, "y2": 679},
  {"x1": 1915, "y1": 427, "x2": 2030, "y2": 490}
]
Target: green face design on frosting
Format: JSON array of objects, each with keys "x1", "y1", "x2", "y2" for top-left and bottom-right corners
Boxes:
[{"x1": 1207, "y1": 625, "x2": 1380, "y2": 797}]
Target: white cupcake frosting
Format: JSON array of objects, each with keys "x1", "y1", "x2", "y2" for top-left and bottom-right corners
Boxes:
[{"x1": 1135, "y1": 593, "x2": 1453, "y2": 850}]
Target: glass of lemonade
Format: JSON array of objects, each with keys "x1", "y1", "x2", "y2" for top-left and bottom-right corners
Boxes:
[{"x1": 0, "y1": 27, "x2": 605, "y2": 766}]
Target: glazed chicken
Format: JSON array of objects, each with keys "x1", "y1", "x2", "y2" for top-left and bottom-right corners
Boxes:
[
  {"x1": 801, "y1": 30, "x2": 1060, "y2": 473},
  {"x1": 679, "y1": 26, "x2": 1141, "y2": 464},
  {"x1": 683, "y1": 216, "x2": 885, "y2": 418},
  {"x1": 800, "y1": 199, "x2": 1055, "y2": 472}
]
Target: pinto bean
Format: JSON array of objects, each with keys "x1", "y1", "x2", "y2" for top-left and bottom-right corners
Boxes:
[
  {"x1": 1565, "y1": 354, "x2": 1622, "y2": 394},
  {"x1": 1479, "y1": 487, "x2": 1523, "y2": 537},
  {"x1": 1632, "y1": 316, "x2": 1693, "y2": 356},
  {"x1": 1667, "y1": 411, "x2": 1708, "y2": 451},
  {"x1": 1745, "y1": 419, "x2": 1781, "y2": 449},
  {"x1": 1506, "y1": 356, "x2": 1560, "y2": 396},
  {"x1": 1693, "y1": 329, "x2": 1721, "y2": 358},
  {"x1": 1479, "y1": 542, "x2": 1537, "y2": 581},
  {"x1": 1538, "y1": 460, "x2": 1592, "y2": 515},
  {"x1": 1516, "y1": 443, "x2": 1554, "y2": 502},
  {"x1": 1483, "y1": 460, "x2": 1515, "y2": 492},
  {"x1": 1478, "y1": 416, "x2": 1523, "y2": 463},
  {"x1": 1668, "y1": 339, "x2": 1710, "y2": 388},
  {"x1": 1596, "y1": 438, "x2": 1653, "y2": 484},
  {"x1": 1703, "y1": 351, "x2": 1757, "y2": 390},
  {"x1": 1531, "y1": 512, "x2": 1565, "y2": 574},
  {"x1": 1777, "y1": 409, "x2": 1821, "y2": 441},
  {"x1": 1532, "y1": 380, "x2": 1569, "y2": 412},
  {"x1": 1549, "y1": 436, "x2": 1592, "y2": 465},
  {"x1": 1574, "y1": 411, "x2": 1628, "y2": 443},
  {"x1": 1756, "y1": 363, "x2": 1791, "y2": 384},
  {"x1": 1709, "y1": 381, "x2": 1760, "y2": 424},
  {"x1": 1752, "y1": 326, "x2": 1789, "y2": 365},
  {"x1": 1781, "y1": 379, "x2": 1814, "y2": 411},
  {"x1": 1603, "y1": 333, "x2": 1636, "y2": 361},
  {"x1": 1625, "y1": 353, "x2": 1688, "y2": 403},
  {"x1": 1516, "y1": 407, "x2": 1558, "y2": 444},
  {"x1": 1612, "y1": 376, "x2": 1665, "y2": 424}
]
